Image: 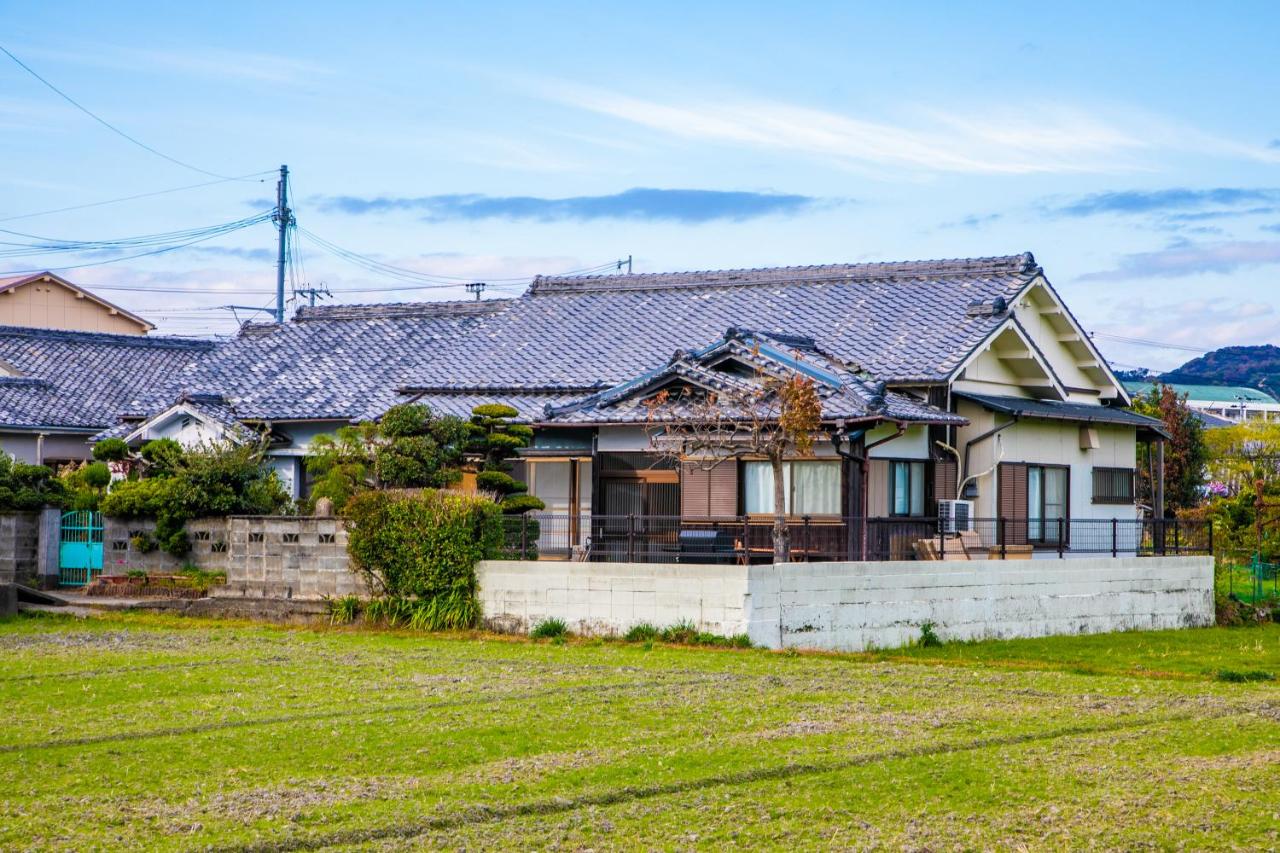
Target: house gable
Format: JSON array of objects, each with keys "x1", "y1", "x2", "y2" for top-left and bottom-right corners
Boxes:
[
  {"x1": 950, "y1": 276, "x2": 1128, "y2": 405},
  {"x1": 0, "y1": 272, "x2": 153, "y2": 335}
]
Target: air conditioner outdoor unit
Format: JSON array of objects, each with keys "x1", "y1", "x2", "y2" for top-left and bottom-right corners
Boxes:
[{"x1": 938, "y1": 499, "x2": 974, "y2": 533}]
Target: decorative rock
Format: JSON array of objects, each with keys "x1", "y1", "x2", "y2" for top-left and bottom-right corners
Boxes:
[{"x1": 313, "y1": 497, "x2": 335, "y2": 518}]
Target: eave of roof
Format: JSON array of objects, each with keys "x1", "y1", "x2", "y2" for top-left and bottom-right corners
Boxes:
[{"x1": 954, "y1": 392, "x2": 1169, "y2": 438}]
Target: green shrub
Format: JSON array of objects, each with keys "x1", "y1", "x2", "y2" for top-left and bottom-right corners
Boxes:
[
  {"x1": 124, "y1": 569, "x2": 148, "y2": 580},
  {"x1": 1215, "y1": 668, "x2": 1276, "y2": 683},
  {"x1": 92, "y1": 438, "x2": 130, "y2": 462},
  {"x1": 344, "y1": 489, "x2": 503, "y2": 628},
  {"x1": 326, "y1": 594, "x2": 362, "y2": 625},
  {"x1": 624, "y1": 623, "x2": 659, "y2": 642},
  {"x1": 0, "y1": 455, "x2": 64, "y2": 511},
  {"x1": 659, "y1": 620, "x2": 699, "y2": 644},
  {"x1": 917, "y1": 622, "x2": 943, "y2": 648},
  {"x1": 499, "y1": 494, "x2": 545, "y2": 514},
  {"x1": 140, "y1": 438, "x2": 184, "y2": 477},
  {"x1": 530, "y1": 617, "x2": 568, "y2": 639},
  {"x1": 130, "y1": 533, "x2": 156, "y2": 553}
]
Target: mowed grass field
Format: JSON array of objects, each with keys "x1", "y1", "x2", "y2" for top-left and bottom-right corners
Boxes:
[{"x1": 2, "y1": 614, "x2": 1279, "y2": 851}]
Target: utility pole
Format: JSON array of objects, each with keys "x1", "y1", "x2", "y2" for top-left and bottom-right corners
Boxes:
[
  {"x1": 465, "y1": 282, "x2": 485, "y2": 301},
  {"x1": 272, "y1": 165, "x2": 294, "y2": 323},
  {"x1": 295, "y1": 283, "x2": 330, "y2": 308}
]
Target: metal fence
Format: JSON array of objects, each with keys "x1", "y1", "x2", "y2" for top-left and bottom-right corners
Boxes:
[{"x1": 501, "y1": 514, "x2": 1213, "y2": 564}]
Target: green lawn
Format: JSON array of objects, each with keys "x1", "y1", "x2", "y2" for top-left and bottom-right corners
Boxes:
[{"x1": 2, "y1": 613, "x2": 1279, "y2": 850}]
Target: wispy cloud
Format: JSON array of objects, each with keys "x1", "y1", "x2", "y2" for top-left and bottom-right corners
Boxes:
[
  {"x1": 1079, "y1": 239, "x2": 1280, "y2": 280},
  {"x1": 1043, "y1": 187, "x2": 1280, "y2": 217},
  {"x1": 1094, "y1": 298, "x2": 1280, "y2": 370},
  {"x1": 16, "y1": 42, "x2": 331, "y2": 85},
  {"x1": 313, "y1": 188, "x2": 828, "y2": 223},
  {"x1": 1264, "y1": 223, "x2": 1280, "y2": 234},
  {"x1": 939, "y1": 213, "x2": 1003, "y2": 229},
  {"x1": 530, "y1": 82, "x2": 1152, "y2": 175}
]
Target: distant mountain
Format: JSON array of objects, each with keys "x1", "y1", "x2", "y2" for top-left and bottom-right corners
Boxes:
[{"x1": 1160, "y1": 345, "x2": 1280, "y2": 397}]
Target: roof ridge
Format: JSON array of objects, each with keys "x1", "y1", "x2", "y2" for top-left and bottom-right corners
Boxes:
[
  {"x1": 294, "y1": 299, "x2": 511, "y2": 322},
  {"x1": 529, "y1": 252, "x2": 1038, "y2": 295},
  {"x1": 0, "y1": 324, "x2": 215, "y2": 350}
]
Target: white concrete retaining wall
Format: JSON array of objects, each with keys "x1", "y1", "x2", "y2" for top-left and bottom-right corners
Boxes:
[
  {"x1": 475, "y1": 556, "x2": 1214, "y2": 650},
  {"x1": 475, "y1": 560, "x2": 751, "y2": 637}
]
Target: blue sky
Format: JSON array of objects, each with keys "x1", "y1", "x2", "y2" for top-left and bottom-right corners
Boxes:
[{"x1": 2, "y1": 1, "x2": 1278, "y2": 372}]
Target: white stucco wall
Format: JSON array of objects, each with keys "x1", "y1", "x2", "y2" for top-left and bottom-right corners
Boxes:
[
  {"x1": 476, "y1": 555, "x2": 1213, "y2": 650},
  {"x1": 955, "y1": 399, "x2": 1141, "y2": 522},
  {"x1": 476, "y1": 560, "x2": 752, "y2": 637}
]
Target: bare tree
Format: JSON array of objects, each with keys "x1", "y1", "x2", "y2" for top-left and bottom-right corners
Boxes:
[{"x1": 644, "y1": 372, "x2": 824, "y2": 563}]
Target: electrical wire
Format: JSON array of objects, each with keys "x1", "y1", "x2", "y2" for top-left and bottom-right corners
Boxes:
[
  {"x1": 1090, "y1": 332, "x2": 1205, "y2": 354},
  {"x1": 0, "y1": 172, "x2": 275, "y2": 224},
  {"x1": 0, "y1": 43, "x2": 252, "y2": 181},
  {"x1": 0, "y1": 212, "x2": 273, "y2": 275},
  {"x1": 0, "y1": 212, "x2": 275, "y2": 258},
  {"x1": 298, "y1": 226, "x2": 623, "y2": 285}
]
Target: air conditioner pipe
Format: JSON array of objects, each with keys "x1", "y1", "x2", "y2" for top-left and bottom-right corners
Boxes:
[{"x1": 960, "y1": 415, "x2": 1018, "y2": 498}]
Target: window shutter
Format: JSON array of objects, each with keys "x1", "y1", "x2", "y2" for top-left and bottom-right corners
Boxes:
[
  {"x1": 998, "y1": 463, "x2": 1028, "y2": 545},
  {"x1": 681, "y1": 460, "x2": 737, "y2": 518},
  {"x1": 934, "y1": 459, "x2": 958, "y2": 502}
]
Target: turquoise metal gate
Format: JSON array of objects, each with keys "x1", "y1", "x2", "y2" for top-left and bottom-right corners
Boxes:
[{"x1": 59, "y1": 510, "x2": 104, "y2": 586}]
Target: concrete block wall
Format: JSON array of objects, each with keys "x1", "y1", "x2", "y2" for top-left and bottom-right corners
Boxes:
[
  {"x1": 476, "y1": 556, "x2": 1214, "y2": 650},
  {"x1": 102, "y1": 517, "x2": 228, "y2": 574},
  {"x1": 475, "y1": 560, "x2": 752, "y2": 637},
  {"x1": 217, "y1": 516, "x2": 365, "y2": 600},
  {"x1": 754, "y1": 556, "x2": 1214, "y2": 651},
  {"x1": 0, "y1": 512, "x2": 40, "y2": 584}
]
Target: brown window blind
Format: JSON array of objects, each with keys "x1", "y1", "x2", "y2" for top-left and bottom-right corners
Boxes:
[
  {"x1": 680, "y1": 460, "x2": 738, "y2": 519},
  {"x1": 998, "y1": 462, "x2": 1029, "y2": 545},
  {"x1": 934, "y1": 459, "x2": 958, "y2": 502}
]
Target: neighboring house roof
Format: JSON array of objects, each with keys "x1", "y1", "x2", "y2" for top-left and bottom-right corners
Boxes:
[
  {"x1": 544, "y1": 327, "x2": 967, "y2": 427},
  {"x1": 125, "y1": 299, "x2": 510, "y2": 425},
  {"x1": 1121, "y1": 380, "x2": 1278, "y2": 405},
  {"x1": 0, "y1": 326, "x2": 214, "y2": 431},
  {"x1": 0, "y1": 271, "x2": 155, "y2": 332},
  {"x1": 954, "y1": 392, "x2": 1170, "y2": 439}
]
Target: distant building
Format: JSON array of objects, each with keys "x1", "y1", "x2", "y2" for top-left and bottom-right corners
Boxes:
[
  {"x1": 1122, "y1": 380, "x2": 1280, "y2": 424},
  {"x1": 0, "y1": 272, "x2": 152, "y2": 335}
]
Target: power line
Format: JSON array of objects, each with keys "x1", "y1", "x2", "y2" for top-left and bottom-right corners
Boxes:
[
  {"x1": 0, "y1": 172, "x2": 274, "y2": 224},
  {"x1": 0, "y1": 43, "x2": 252, "y2": 181},
  {"x1": 0, "y1": 212, "x2": 273, "y2": 275},
  {"x1": 1090, "y1": 332, "x2": 1206, "y2": 354}
]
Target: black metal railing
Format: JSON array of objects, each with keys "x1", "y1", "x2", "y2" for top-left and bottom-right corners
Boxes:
[{"x1": 500, "y1": 514, "x2": 1213, "y2": 564}]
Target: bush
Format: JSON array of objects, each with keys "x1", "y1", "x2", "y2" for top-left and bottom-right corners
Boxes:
[
  {"x1": 0, "y1": 455, "x2": 64, "y2": 511},
  {"x1": 92, "y1": 438, "x2": 129, "y2": 462},
  {"x1": 658, "y1": 620, "x2": 699, "y2": 644},
  {"x1": 343, "y1": 489, "x2": 503, "y2": 628},
  {"x1": 624, "y1": 623, "x2": 659, "y2": 642},
  {"x1": 1215, "y1": 668, "x2": 1276, "y2": 683},
  {"x1": 917, "y1": 622, "x2": 943, "y2": 648},
  {"x1": 326, "y1": 594, "x2": 362, "y2": 625},
  {"x1": 530, "y1": 617, "x2": 568, "y2": 639}
]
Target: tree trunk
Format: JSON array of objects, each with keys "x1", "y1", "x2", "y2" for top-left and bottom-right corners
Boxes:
[{"x1": 771, "y1": 453, "x2": 790, "y2": 563}]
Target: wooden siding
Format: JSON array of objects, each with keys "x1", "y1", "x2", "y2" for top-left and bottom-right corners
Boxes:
[{"x1": 680, "y1": 460, "x2": 737, "y2": 519}]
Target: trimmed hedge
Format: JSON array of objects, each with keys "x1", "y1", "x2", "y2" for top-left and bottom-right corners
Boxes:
[{"x1": 343, "y1": 489, "x2": 504, "y2": 628}]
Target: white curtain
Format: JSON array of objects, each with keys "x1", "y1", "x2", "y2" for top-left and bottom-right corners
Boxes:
[
  {"x1": 793, "y1": 461, "x2": 840, "y2": 515},
  {"x1": 1028, "y1": 466, "x2": 1043, "y2": 539},
  {"x1": 744, "y1": 461, "x2": 789, "y2": 514}
]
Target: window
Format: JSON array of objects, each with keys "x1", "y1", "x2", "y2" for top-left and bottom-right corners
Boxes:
[
  {"x1": 887, "y1": 461, "x2": 926, "y2": 517},
  {"x1": 1027, "y1": 465, "x2": 1068, "y2": 543},
  {"x1": 1092, "y1": 467, "x2": 1135, "y2": 505},
  {"x1": 742, "y1": 460, "x2": 841, "y2": 516}
]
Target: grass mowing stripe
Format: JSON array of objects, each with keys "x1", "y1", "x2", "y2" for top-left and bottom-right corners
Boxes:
[
  {"x1": 0, "y1": 655, "x2": 293, "y2": 684},
  {"x1": 219, "y1": 704, "x2": 1262, "y2": 853},
  {"x1": 0, "y1": 675, "x2": 730, "y2": 755}
]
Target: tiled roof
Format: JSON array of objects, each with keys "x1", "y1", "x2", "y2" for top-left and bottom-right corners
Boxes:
[
  {"x1": 405, "y1": 253, "x2": 1040, "y2": 391},
  {"x1": 0, "y1": 326, "x2": 214, "y2": 430},
  {"x1": 127, "y1": 300, "x2": 503, "y2": 423},
  {"x1": 545, "y1": 327, "x2": 967, "y2": 426},
  {"x1": 9, "y1": 254, "x2": 1048, "y2": 433},
  {"x1": 954, "y1": 392, "x2": 1169, "y2": 438}
]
